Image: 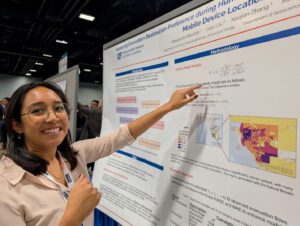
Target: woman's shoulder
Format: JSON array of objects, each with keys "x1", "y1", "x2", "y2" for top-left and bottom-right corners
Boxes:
[
  {"x1": 0, "y1": 163, "x2": 16, "y2": 196},
  {"x1": 0, "y1": 156, "x2": 27, "y2": 188},
  {"x1": 0, "y1": 174, "x2": 11, "y2": 192}
]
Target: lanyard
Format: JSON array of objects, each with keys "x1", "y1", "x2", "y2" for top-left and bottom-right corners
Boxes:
[{"x1": 42, "y1": 152, "x2": 75, "y2": 201}]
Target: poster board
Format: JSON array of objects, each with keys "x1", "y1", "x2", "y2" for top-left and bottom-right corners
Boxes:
[{"x1": 93, "y1": 1, "x2": 300, "y2": 225}]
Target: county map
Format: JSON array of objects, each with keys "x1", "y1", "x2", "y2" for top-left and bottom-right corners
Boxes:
[{"x1": 229, "y1": 116, "x2": 297, "y2": 177}]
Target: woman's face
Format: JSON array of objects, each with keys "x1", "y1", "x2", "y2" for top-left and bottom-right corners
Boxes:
[{"x1": 13, "y1": 86, "x2": 69, "y2": 152}]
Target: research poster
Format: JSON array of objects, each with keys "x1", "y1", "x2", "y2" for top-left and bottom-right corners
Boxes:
[{"x1": 92, "y1": 0, "x2": 300, "y2": 225}]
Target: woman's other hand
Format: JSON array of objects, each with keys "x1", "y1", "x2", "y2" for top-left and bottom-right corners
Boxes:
[{"x1": 59, "y1": 174, "x2": 101, "y2": 226}]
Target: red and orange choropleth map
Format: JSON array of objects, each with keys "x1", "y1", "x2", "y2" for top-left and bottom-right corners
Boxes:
[{"x1": 230, "y1": 116, "x2": 296, "y2": 177}]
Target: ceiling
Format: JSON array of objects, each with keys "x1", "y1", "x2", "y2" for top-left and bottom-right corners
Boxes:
[{"x1": 0, "y1": 0, "x2": 192, "y2": 84}]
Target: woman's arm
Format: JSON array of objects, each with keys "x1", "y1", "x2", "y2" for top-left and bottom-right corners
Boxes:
[
  {"x1": 127, "y1": 85, "x2": 200, "y2": 139},
  {"x1": 72, "y1": 85, "x2": 200, "y2": 162}
]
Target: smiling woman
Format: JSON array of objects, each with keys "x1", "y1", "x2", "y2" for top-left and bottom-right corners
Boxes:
[
  {"x1": 16, "y1": 88, "x2": 70, "y2": 152},
  {"x1": 0, "y1": 81, "x2": 200, "y2": 226},
  {"x1": 5, "y1": 82, "x2": 75, "y2": 175}
]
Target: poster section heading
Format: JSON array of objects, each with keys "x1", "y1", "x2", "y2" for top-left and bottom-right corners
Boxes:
[{"x1": 116, "y1": 0, "x2": 262, "y2": 52}]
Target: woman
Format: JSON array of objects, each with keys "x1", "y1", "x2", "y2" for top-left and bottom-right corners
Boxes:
[{"x1": 0, "y1": 81, "x2": 200, "y2": 226}]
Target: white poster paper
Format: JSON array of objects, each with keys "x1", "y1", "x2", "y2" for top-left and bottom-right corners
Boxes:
[{"x1": 93, "y1": 1, "x2": 300, "y2": 225}]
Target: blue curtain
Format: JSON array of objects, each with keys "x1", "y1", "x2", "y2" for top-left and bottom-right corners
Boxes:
[{"x1": 94, "y1": 208, "x2": 120, "y2": 226}]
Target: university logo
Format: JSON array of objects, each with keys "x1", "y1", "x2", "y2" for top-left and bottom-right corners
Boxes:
[{"x1": 117, "y1": 52, "x2": 122, "y2": 60}]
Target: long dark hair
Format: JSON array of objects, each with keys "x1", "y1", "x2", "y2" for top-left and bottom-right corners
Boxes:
[{"x1": 4, "y1": 81, "x2": 78, "y2": 175}]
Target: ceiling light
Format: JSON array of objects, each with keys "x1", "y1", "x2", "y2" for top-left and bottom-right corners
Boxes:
[
  {"x1": 84, "y1": 68, "x2": 92, "y2": 72},
  {"x1": 35, "y1": 62, "x2": 44, "y2": 66},
  {"x1": 79, "y1": 13, "x2": 95, "y2": 21},
  {"x1": 56, "y1": 39, "x2": 68, "y2": 44},
  {"x1": 26, "y1": 73, "x2": 32, "y2": 76},
  {"x1": 43, "y1": 53, "x2": 53, "y2": 58},
  {"x1": 100, "y1": 62, "x2": 103, "y2": 65},
  {"x1": 29, "y1": 69, "x2": 37, "y2": 72}
]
